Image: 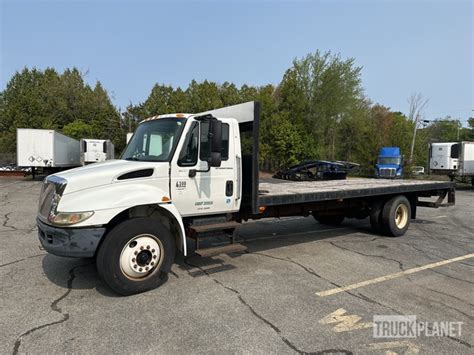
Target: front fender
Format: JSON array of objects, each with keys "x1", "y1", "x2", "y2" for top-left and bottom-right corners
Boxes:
[{"x1": 56, "y1": 181, "x2": 188, "y2": 255}]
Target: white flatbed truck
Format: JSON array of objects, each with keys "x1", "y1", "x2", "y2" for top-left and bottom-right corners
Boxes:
[{"x1": 37, "y1": 102, "x2": 455, "y2": 295}]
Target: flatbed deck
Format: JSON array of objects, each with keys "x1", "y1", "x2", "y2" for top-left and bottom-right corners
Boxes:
[{"x1": 258, "y1": 178, "x2": 455, "y2": 206}]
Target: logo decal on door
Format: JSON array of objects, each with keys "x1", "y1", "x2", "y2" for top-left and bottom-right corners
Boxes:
[{"x1": 176, "y1": 181, "x2": 186, "y2": 190}]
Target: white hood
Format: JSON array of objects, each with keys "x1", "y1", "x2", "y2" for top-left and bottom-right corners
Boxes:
[{"x1": 54, "y1": 159, "x2": 169, "y2": 195}]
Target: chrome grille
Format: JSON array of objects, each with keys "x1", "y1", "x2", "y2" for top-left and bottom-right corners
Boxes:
[
  {"x1": 38, "y1": 183, "x2": 56, "y2": 220},
  {"x1": 379, "y1": 168, "x2": 396, "y2": 177},
  {"x1": 38, "y1": 176, "x2": 67, "y2": 222}
]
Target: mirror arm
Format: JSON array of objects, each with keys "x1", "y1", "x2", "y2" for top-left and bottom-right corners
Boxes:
[{"x1": 189, "y1": 162, "x2": 211, "y2": 178}]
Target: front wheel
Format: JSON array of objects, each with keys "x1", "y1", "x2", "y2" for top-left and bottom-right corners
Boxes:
[
  {"x1": 96, "y1": 218, "x2": 175, "y2": 296},
  {"x1": 381, "y1": 196, "x2": 411, "y2": 237}
]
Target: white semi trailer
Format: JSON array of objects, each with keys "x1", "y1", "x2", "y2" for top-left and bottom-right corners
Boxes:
[
  {"x1": 37, "y1": 102, "x2": 455, "y2": 295},
  {"x1": 429, "y1": 141, "x2": 474, "y2": 185},
  {"x1": 17, "y1": 129, "x2": 80, "y2": 178},
  {"x1": 80, "y1": 139, "x2": 114, "y2": 165}
]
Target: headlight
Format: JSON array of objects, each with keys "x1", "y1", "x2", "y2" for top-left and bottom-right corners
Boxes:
[{"x1": 49, "y1": 211, "x2": 94, "y2": 226}]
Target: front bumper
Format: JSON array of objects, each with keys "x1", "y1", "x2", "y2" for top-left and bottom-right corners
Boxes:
[{"x1": 37, "y1": 218, "x2": 106, "y2": 258}]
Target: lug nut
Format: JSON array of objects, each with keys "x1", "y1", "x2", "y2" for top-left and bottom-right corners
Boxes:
[
  {"x1": 146, "y1": 245, "x2": 150, "y2": 249},
  {"x1": 133, "y1": 265, "x2": 137, "y2": 269},
  {"x1": 139, "y1": 268, "x2": 143, "y2": 272},
  {"x1": 132, "y1": 258, "x2": 136, "y2": 262},
  {"x1": 140, "y1": 246, "x2": 144, "y2": 250},
  {"x1": 151, "y1": 249, "x2": 155, "y2": 253},
  {"x1": 145, "y1": 267, "x2": 149, "y2": 271},
  {"x1": 153, "y1": 255, "x2": 157, "y2": 259},
  {"x1": 134, "y1": 251, "x2": 138, "y2": 255},
  {"x1": 151, "y1": 262, "x2": 154, "y2": 266}
]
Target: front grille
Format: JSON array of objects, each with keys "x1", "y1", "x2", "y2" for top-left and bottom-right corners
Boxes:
[
  {"x1": 380, "y1": 168, "x2": 396, "y2": 177},
  {"x1": 38, "y1": 176, "x2": 67, "y2": 222},
  {"x1": 38, "y1": 183, "x2": 56, "y2": 220}
]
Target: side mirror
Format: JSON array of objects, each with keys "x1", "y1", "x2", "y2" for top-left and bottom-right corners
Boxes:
[{"x1": 208, "y1": 118, "x2": 222, "y2": 167}]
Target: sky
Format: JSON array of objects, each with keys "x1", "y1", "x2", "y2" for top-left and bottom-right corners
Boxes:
[{"x1": 1, "y1": 0, "x2": 472, "y2": 123}]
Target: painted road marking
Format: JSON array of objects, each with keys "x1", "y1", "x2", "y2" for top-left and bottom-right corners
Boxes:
[
  {"x1": 319, "y1": 308, "x2": 372, "y2": 332},
  {"x1": 368, "y1": 341, "x2": 420, "y2": 355},
  {"x1": 316, "y1": 253, "x2": 474, "y2": 297}
]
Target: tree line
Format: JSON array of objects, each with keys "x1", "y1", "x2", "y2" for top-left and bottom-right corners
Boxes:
[{"x1": 1, "y1": 50, "x2": 472, "y2": 171}]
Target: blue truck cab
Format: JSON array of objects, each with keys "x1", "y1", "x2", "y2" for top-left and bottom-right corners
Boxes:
[{"x1": 375, "y1": 147, "x2": 404, "y2": 178}]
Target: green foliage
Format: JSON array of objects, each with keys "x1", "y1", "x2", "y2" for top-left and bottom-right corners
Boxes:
[
  {"x1": 277, "y1": 51, "x2": 365, "y2": 161},
  {"x1": 0, "y1": 67, "x2": 124, "y2": 154},
  {"x1": 62, "y1": 120, "x2": 94, "y2": 140}
]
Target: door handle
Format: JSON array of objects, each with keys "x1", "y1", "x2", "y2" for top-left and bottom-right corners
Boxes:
[{"x1": 226, "y1": 180, "x2": 233, "y2": 197}]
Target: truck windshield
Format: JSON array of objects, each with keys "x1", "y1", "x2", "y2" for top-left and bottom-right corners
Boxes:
[
  {"x1": 122, "y1": 118, "x2": 186, "y2": 162},
  {"x1": 378, "y1": 157, "x2": 401, "y2": 165}
]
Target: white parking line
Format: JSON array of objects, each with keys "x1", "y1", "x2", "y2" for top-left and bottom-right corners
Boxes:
[{"x1": 316, "y1": 253, "x2": 474, "y2": 297}]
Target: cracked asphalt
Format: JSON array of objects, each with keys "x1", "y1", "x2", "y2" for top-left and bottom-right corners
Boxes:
[{"x1": 1, "y1": 178, "x2": 473, "y2": 354}]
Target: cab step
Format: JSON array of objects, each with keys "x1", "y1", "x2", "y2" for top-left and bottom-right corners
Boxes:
[{"x1": 195, "y1": 243, "x2": 247, "y2": 257}]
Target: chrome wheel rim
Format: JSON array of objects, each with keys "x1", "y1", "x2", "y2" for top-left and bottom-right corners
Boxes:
[
  {"x1": 120, "y1": 234, "x2": 163, "y2": 280},
  {"x1": 395, "y1": 204, "x2": 409, "y2": 229}
]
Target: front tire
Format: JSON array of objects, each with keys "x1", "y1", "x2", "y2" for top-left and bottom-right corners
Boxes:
[
  {"x1": 381, "y1": 196, "x2": 411, "y2": 237},
  {"x1": 97, "y1": 218, "x2": 175, "y2": 296}
]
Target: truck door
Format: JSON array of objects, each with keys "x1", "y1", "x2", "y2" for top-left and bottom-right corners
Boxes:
[{"x1": 170, "y1": 118, "x2": 238, "y2": 217}]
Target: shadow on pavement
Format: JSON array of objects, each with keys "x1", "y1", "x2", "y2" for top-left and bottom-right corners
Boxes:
[{"x1": 41, "y1": 254, "x2": 119, "y2": 297}]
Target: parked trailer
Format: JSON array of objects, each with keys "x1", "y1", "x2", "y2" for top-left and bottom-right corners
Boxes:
[
  {"x1": 17, "y1": 129, "x2": 80, "y2": 177},
  {"x1": 37, "y1": 102, "x2": 455, "y2": 295},
  {"x1": 80, "y1": 139, "x2": 114, "y2": 165},
  {"x1": 429, "y1": 141, "x2": 474, "y2": 185}
]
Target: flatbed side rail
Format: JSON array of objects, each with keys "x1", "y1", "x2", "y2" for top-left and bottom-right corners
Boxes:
[{"x1": 258, "y1": 181, "x2": 456, "y2": 207}]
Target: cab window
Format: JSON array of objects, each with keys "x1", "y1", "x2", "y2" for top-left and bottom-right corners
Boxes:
[{"x1": 178, "y1": 122, "x2": 199, "y2": 166}]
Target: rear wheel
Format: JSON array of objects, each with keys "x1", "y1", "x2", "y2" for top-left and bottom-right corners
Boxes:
[
  {"x1": 369, "y1": 202, "x2": 384, "y2": 234},
  {"x1": 97, "y1": 218, "x2": 175, "y2": 296},
  {"x1": 381, "y1": 196, "x2": 411, "y2": 237},
  {"x1": 313, "y1": 214, "x2": 345, "y2": 226}
]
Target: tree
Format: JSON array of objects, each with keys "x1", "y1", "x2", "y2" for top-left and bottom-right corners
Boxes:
[
  {"x1": 62, "y1": 120, "x2": 94, "y2": 140},
  {"x1": 0, "y1": 67, "x2": 123, "y2": 154},
  {"x1": 407, "y1": 93, "x2": 429, "y2": 163},
  {"x1": 277, "y1": 50, "x2": 365, "y2": 161}
]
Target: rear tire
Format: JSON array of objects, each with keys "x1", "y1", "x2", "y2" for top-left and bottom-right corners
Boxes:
[
  {"x1": 96, "y1": 218, "x2": 175, "y2": 296},
  {"x1": 369, "y1": 202, "x2": 384, "y2": 234},
  {"x1": 381, "y1": 196, "x2": 411, "y2": 237},
  {"x1": 313, "y1": 214, "x2": 345, "y2": 226}
]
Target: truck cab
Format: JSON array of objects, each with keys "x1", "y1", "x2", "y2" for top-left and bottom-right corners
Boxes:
[
  {"x1": 37, "y1": 106, "x2": 250, "y2": 295},
  {"x1": 375, "y1": 147, "x2": 403, "y2": 179}
]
